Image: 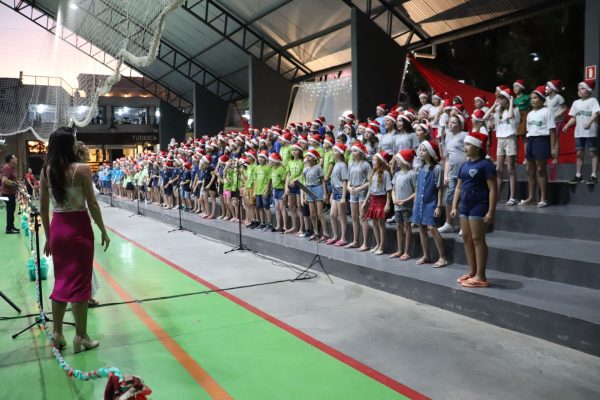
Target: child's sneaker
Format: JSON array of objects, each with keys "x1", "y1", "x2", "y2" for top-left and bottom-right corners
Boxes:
[
  {"x1": 569, "y1": 176, "x2": 583, "y2": 185},
  {"x1": 586, "y1": 176, "x2": 597, "y2": 185},
  {"x1": 505, "y1": 198, "x2": 517, "y2": 206},
  {"x1": 438, "y1": 223, "x2": 455, "y2": 233}
]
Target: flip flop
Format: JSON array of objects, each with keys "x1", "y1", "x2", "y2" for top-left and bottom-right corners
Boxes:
[
  {"x1": 537, "y1": 201, "x2": 548, "y2": 208},
  {"x1": 326, "y1": 238, "x2": 338, "y2": 245},
  {"x1": 344, "y1": 242, "x2": 358, "y2": 249},
  {"x1": 433, "y1": 259, "x2": 448, "y2": 268},
  {"x1": 374, "y1": 250, "x2": 384, "y2": 255},
  {"x1": 460, "y1": 278, "x2": 489, "y2": 288},
  {"x1": 399, "y1": 254, "x2": 412, "y2": 261},
  {"x1": 518, "y1": 199, "x2": 534, "y2": 206},
  {"x1": 456, "y1": 274, "x2": 473, "y2": 283},
  {"x1": 415, "y1": 257, "x2": 430, "y2": 265},
  {"x1": 389, "y1": 252, "x2": 401, "y2": 259},
  {"x1": 334, "y1": 240, "x2": 347, "y2": 247}
]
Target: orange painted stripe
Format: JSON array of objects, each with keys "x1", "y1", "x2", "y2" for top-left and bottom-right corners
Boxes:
[{"x1": 93, "y1": 260, "x2": 232, "y2": 400}]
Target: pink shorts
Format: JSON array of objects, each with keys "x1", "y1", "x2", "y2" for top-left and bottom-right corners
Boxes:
[{"x1": 223, "y1": 190, "x2": 232, "y2": 200}]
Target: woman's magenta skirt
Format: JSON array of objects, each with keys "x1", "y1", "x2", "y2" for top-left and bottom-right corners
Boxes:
[{"x1": 49, "y1": 210, "x2": 94, "y2": 303}]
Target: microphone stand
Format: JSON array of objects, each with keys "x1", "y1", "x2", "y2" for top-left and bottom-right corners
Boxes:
[
  {"x1": 168, "y1": 200, "x2": 184, "y2": 233},
  {"x1": 225, "y1": 161, "x2": 252, "y2": 254},
  {"x1": 12, "y1": 189, "x2": 74, "y2": 340}
]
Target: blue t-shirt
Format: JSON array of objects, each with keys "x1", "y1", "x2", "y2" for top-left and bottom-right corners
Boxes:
[
  {"x1": 458, "y1": 158, "x2": 496, "y2": 193},
  {"x1": 181, "y1": 170, "x2": 192, "y2": 191}
]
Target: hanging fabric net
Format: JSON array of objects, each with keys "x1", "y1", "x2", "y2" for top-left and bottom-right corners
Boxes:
[{"x1": 0, "y1": 0, "x2": 183, "y2": 141}]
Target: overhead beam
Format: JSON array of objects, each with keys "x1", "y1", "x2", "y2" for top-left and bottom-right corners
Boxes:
[{"x1": 182, "y1": 0, "x2": 312, "y2": 80}]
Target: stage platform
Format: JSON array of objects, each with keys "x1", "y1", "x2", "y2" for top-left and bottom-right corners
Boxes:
[{"x1": 97, "y1": 189, "x2": 600, "y2": 357}]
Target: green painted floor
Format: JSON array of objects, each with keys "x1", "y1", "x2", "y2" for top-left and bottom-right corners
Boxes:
[{"x1": 0, "y1": 222, "x2": 414, "y2": 399}]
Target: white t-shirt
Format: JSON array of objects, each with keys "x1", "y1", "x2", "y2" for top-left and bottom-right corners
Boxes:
[
  {"x1": 429, "y1": 105, "x2": 442, "y2": 128},
  {"x1": 568, "y1": 97, "x2": 600, "y2": 138},
  {"x1": 494, "y1": 108, "x2": 520, "y2": 138},
  {"x1": 419, "y1": 103, "x2": 434, "y2": 116},
  {"x1": 545, "y1": 93, "x2": 566, "y2": 122},
  {"x1": 526, "y1": 107, "x2": 556, "y2": 137}
]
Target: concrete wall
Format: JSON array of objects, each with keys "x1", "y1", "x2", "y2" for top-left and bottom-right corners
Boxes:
[
  {"x1": 351, "y1": 8, "x2": 406, "y2": 119},
  {"x1": 193, "y1": 83, "x2": 229, "y2": 137},
  {"x1": 159, "y1": 100, "x2": 187, "y2": 149},
  {"x1": 249, "y1": 55, "x2": 292, "y2": 128}
]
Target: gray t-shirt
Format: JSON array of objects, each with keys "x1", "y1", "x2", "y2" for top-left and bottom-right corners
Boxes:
[
  {"x1": 393, "y1": 169, "x2": 416, "y2": 210},
  {"x1": 348, "y1": 160, "x2": 372, "y2": 187},
  {"x1": 444, "y1": 131, "x2": 467, "y2": 176},
  {"x1": 302, "y1": 164, "x2": 323, "y2": 186},
  {"x1": 330, "y1": 161, "x2": 348, "y2": 191},
  {"x1": 395, "y1": 132, "x2": 419, "y2": 152},
  {"x1": 377, "y1": 130, "x2": 398, "y2": 153},
  {"x1": 370, "y1": 170, "x2": 392, "y2": 195}
]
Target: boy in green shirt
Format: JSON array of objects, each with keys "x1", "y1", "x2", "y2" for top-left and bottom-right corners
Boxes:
[
  {"x1": 284, "y1": 144, "x2": 305, "y2": 234},
  {"x1": 254, "y1": 151, "x2": 272, "y2": 230},
  {"x1": 269, "y1": 153, "x2": 287, "y2": 232},
  {"x1": 244, "y1": 151, "x2": 258, "y2": 228}
]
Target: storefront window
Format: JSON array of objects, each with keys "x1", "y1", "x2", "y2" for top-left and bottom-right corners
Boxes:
[
  {"x1": 68, "y1": 106, "x2": 106, "y2": 124},
  {"x1": 114, "y1": 107, "x2": 149, "y2": 125}
]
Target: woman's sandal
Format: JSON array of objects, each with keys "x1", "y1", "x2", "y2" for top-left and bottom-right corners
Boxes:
[
  {"x1": 389, "y1": 252, "x2": 401, "y2": 259},
  {"x1": 399, "y1": 254, "x2": 412, "y2": 261},
  {"x1": 415, "y1": 257, "x2": 430, "y2": 265},
  {"x1": 518, "y1": 199, "x2": 535, "y2": 206},
  {"x1": 460, "y1": 278, "x2": 489, "y2": 288},
  {"x1": 456, "y1": 274, "x2": 473, "y2": 283},
  {"x1": 433, "y1": 259, "x2": 448, "y2": 268}
]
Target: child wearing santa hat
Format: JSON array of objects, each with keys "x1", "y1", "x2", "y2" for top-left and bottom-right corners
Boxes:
[
  {"x1": 244, "y1": 151, "x2": 259, "y2": 227},
  {"x1": 563, "y1": 79, "x2": 600, "y2": 184},
  {"x1": 200, "y1": 155, "x2": 217, "y2": 219},
  {"x1": 413, "y1": 140, "x2": 448, "y2": 268},
  {"x1": 545, "y1": 80, "x2": 567, "y2": 164},
  {"x1": 362, "y1": 151, "x2": 393, "y2": 255},
  {"x1": 253, "y1": 151, "x2": 272, "y2": 230},
  {"x1": 269, "y1": 153, "x2": 288, "y2": 232},
  {"x1": 450, "y1": 132, "x2": 496, "y2": 288},
  {"x1": 390, "y1": 149, "x2": 417, "y2": 261},
  {"x1": 284, "y1": 144, "x2": 305, "y2": 234},
  {"x1": 326, "y1": 143, "x2": 349, "y2": 246},
  {"x1": 440, "y1": 115, "x2": 468, "y2": 233},
  {"x1": 346, "y1": 142, "x2": 373, "y2": 250},
  {"x1": 521, "y1": 86, "x2": 556, "y2": 208},
  {"x1": 302, "y1": 149, "x2": 328, "y2": 241}
]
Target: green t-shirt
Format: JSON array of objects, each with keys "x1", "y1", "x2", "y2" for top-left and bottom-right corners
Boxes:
[
  {"x1": 271, "y1": 165, "x2": 287, "y2": 189},
  {"x1": 514, "y1": 94, "x2": 531, "y2": 112},
  {"x1": 223, "y1": 167, "x2": 237, "y2": 190},
  {"x1": 323, "y1": 148, "x2": 335, "y2": 179},
  {"x1": 280, "y1": 145, "x2": 292, "y2": 167},
  {"x1": 245, "y1": 164, "x2": 256, "y2": 189},
  {"x1": 286, "y1": 158, "x2": 304, "y2": 184},
  {"x1": 314, "y1": 146, "x2": 324, "y2": 159},
  {"x1": 254, "y1": 164, "x2": 272, "y2": 195}
]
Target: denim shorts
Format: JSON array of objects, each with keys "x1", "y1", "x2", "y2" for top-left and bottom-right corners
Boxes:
[
  {"x1": 526, "y1": 136, "x2": 551, "y2": 161},
  {"x1": 445, "y1": 176, "x2": 458, "y2": 204},
  {"x1": 273, "y1": 188, "x2": 285, "y2": 200},
  {"x1": 332, "y1": 189, "x2": 343, "y2": 201},
  {"x1": 288, "y1": 183, "x2": 300, "y2": 195},
  {"x1": 306, "y1": 184, "x2": 324, "y2": 202},
  {"x1": 575, "y1": 137, "x2": 597, "y2": 151},
  {"x1": 394, "y1": 208, "x2": 412, "y2": 223},
  {"x1": 349, "y1": 189, "x2": 367, "y2": 203},
  {"x1": 459, "y1": 190, "x2": 489, "y2": 220},
  {"x1": 181, "y1": 190, "x2": 191, "y2": 199},
  {"x1": 256, "y1": 194, "x2": 271, "y2": 209}
]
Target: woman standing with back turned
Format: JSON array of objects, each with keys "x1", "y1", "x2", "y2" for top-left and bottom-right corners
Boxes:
[{"x1": 40, "y1": 127, "x2": 110, "y2": 353}]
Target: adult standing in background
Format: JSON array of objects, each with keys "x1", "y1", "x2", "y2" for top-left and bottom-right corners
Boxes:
[
  {"x1": 1, "y1": 154, "x2": 20, "y2": 234},
  {"x1": 40, "y1": 127, "x2": 110, "y2": 353}
]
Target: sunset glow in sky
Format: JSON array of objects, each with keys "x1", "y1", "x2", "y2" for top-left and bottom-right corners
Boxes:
[{"x1": 0, "y1": 5, "x2": 115, "y2": 88}]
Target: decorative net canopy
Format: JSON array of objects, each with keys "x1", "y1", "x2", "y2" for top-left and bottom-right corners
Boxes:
[{"x1": 0, "y1": 0, "x2": 183, "y2": 141}]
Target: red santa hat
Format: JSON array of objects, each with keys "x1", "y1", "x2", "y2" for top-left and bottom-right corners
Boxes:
[
  {"x1": 398, "y1": 113, "x2": 413, "y2": 124},
  {"x1": 333, "y1": 143, "x2": 347, "y2": 155},
  {"x1": 433, "y1": 91, "x2": 444, "y2": 101},
  {"x1": 464, "y1": 132, "x2": 488, "y2": 154},
  {"x1": 416, "y1": 120, "x2": 430, "y2": 132},
  {"x1": 351, "y1": 141, "x2": 368, "y2": 156},
  {"x1": 396, "y1": 149, "x2": 416, "y2": 166},
  {"x1": 365, "y1": 124, "x2": 380, "y2": 134},
  {"x1": 442, "y1": 99, "x2": 453, "y2": 111},
  {"x1": 245, "y1": 150, "x2": 257, "y2": 161},
  {"x1": 312, "y1": 119, "x2": 323, "y2": 127},
  {"x1": 325, "y1": 124, "x2": 334, "y2": 132},
  {"x1": 309, "y1": 134, "x2": 321, "y2": 144},
  {"x1": 291, "y1": 143, "x2": 303, "y2": 152},
  {"x1": 298, "y1": 134, "x2": 308, "y2": 145},
  {"x1": 420, "y1": 140, "x2": 441, "y2": 161},
  {"x1": 376, "y1": 104, "x2": 388, "y2": 112},
  {"x1": 384, "y1": 112, "x2": 398, "y2": 123},
  {"x1": 532, "y1": 85, "x2": 547, "y2": 99},
  {"x1": 471, "y1": 109, "x2": 486, "y2": 122},
  {"x1": 473, "y1": 95, "x2": 487, "y2": 104},
  {"x1": 499, "y1": 87, "x2": 514, "y2": 99},
  {"x1": 184, "y1": 162, "x2": 192, "y2": 170},
  {"x1": 578, "y1": 79, "x2": 596, "y2": 92},
  {"x1": 305, "y1": 149, "x2": 320, "y2": 161},
  {"x1": 323, "y1": 136, "x2": 335, "y2": 146},
  {"x1": 495, "y1": 84, "x2": 509, "y2": 93},
  {"x1": 218, "y1": 155, "x2": 229, "y2": 164},
  {"x1": 418, "y1": 91, "x2": 429, "y2": 99},
  {"x1": 546, "y1": 80, "x2": 562, "y2": 92},
  {"x1": 374, "y1": 151, "x2": 392, "y2": 164},
  {"x1": 258, "y1": 150, "x2": 269, "y2": 160},
  {"x1": 281, "y1": 132, "x2": 293, "y2": 143},
  {"x1": 269, "y1": 153, "x2": 282, "y2": 163},
  {"x1": 344, "y1": 113, "x2": 356, "y2": 122},
  {"x1": 513, "y1": 79, "x2": 526, "y2": 90}
]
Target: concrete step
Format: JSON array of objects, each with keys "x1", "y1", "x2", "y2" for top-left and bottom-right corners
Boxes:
[
  {"x1": 499, "y1": 179, "x2": 600, "y2": 206},
  {"x1": 452, "y1": 230, "x2": 600, "y2": 290},
  {"x1": 494, "y1": 204, "x2": 600, "y2": 241},
  {"x1": 98, "y1": 196, "x2": 600, "y2": 357}
]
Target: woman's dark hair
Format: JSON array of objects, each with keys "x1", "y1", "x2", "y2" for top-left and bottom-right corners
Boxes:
[{"x1": 44, "y1": 127, "x2": 78, "y2": 205}]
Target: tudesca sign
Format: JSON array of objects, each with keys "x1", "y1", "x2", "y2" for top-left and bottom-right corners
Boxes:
[{"x1": 132, "y1": 135, "x2": 158, "y2": 143}]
